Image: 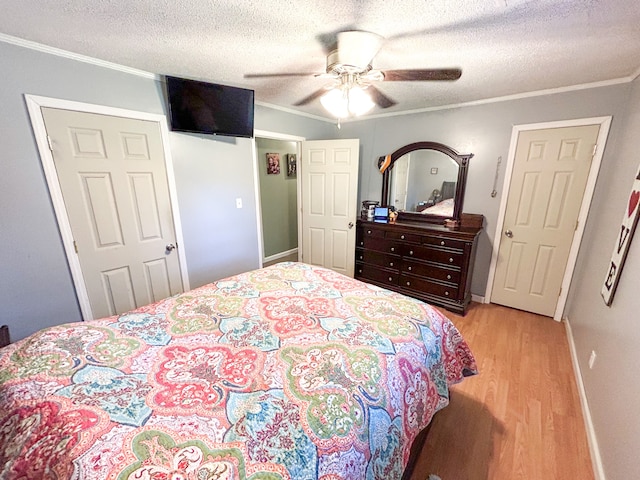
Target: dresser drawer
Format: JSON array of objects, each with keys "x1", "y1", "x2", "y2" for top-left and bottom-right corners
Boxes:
[
  {"x1": 399, "y1": 274, "x2": 460, "y2": 299},
  {"x1": 385, "y1": 230, "x2": 422, "y2": 243},
  {"x1": 355, "y1": 249, "x2": 400, "y2": 270},
  {"x1": 362, "y1": 227, "x2": 385, "y2": 238},
  {"x1": 402, "y1": 244, "x2": 464, "y2": 267},
  {"x1": 421, "y1": 236, "x2": 466, "y2": 250},
  {"x1": 362, "y1": 237, "x2": 401, "y2": 255},
  {"x1": 402, "y1": 259, "x2": 460, "y2": 284},
  {"x1": 420, "y1": 236, "x2": 466, "y2": 251},
  {"x1": 356, "y1": 263, "x2": 399, "y2": 286}
]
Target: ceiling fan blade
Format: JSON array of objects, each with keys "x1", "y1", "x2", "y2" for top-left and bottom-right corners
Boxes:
[
  {"x1": 244, "y1": 72, "x2": 320, "y2": 79},
  {"x1": 382, "y1": 68, "x2": 462, "y2": 81},
  {"x1": 293, "y1": 88, "x2": 329, "y2": 106},
  {"x1": 367, "y1": 85, "x2": 396, "y2": 109}
]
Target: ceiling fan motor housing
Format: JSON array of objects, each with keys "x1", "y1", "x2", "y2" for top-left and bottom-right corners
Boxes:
[{"x1": 326, "y1": 49, "x2": 372, "y2": 74}]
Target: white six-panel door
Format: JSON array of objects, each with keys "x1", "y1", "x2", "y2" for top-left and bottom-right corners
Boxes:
[
  {"x1": 491, "y1": 124, "x2": 601, "y2": 316},
  {"x1": 42, "y1": 107, "x2": 184, "y2": 319},
  {"x1": 390, "y1": 153, "x2": 410, "y2": 211},
  {"x1": 301, "y1": 139, "x2": 359, "y2": 277}
]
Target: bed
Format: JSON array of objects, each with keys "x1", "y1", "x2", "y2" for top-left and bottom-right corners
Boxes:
[
  {"x1": 419, "y1": 197, "x2": 454, "y2": 217},
  {"x1": 0, "y1": 262, "x2": 476, "y2": 479}
]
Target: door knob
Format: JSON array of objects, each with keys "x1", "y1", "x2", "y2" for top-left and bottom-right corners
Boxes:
[
  {"x1": 166, "y1": 244, "x2": 176, "y2": 252},
  {"x1": 504, "y1": 230, "x2": 513, "y2": 238},
  {"x1": 348, "y1": 222, "x2": 354, "y2": 229}
]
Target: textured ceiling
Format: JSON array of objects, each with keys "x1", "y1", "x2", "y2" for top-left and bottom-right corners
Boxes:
[{"x1": 1, "y1": 0, "x2": 640, "y2": 120}]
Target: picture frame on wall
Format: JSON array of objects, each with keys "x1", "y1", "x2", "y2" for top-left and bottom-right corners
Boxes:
[
  {"x1": 266, "y1": 153, "x2": 280, "y2": 175},
  {"x1": 601, "y1": 163, "x2": 640, "y2": 305},
  {"x1": 287, "y1": 154, "x2": 297, "y2": 177}
]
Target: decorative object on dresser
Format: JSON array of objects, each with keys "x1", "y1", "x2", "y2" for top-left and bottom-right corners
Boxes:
[{"x1": 358, "y1": 141, "x2": 483, "y2": 314}]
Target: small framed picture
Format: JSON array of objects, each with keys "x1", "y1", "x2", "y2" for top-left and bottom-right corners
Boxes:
[
  {"x1": 287, "y1": 154, "x2": 297, "y2": 177},
  {"x1": 266, "y1": 153, "x2": 280, "y2": 175}
]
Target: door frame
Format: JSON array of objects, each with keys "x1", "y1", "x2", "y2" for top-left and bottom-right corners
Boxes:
[
  {"x1": 251, "y1": 129, "x2": 305, "y2": 266},
  {"x1": 485, "y1": 116, "x2": 612, "y2": 321},
  {"x1": 25, "y1": 94, "x2": 190, "y2": 320}
]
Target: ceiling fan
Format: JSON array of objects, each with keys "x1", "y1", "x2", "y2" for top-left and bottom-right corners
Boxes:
[{"x1": 244, "y1": 31, "x2": 462, "y2": 116}]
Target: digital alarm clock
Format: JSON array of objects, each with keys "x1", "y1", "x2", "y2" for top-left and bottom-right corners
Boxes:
[{"x1": 373, "y1": 206, "x2": 390, "y2": 223}]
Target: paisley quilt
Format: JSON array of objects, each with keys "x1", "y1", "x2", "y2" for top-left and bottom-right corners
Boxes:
[{"x1": 0, "y1": 262, "x2": 476, "y2": 480}]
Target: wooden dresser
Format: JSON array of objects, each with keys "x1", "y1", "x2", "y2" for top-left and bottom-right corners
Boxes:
[{"x1": 355, "y1": 219, "x2": 482, "y2": 314}]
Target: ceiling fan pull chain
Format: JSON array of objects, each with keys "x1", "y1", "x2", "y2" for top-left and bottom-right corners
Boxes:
[{"x1": 491, "y1": 155, "x2": 502, "y2": 198}]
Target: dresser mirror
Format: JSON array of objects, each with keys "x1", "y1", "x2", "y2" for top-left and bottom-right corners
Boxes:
[{"x1": 380, "y1": 141, "x2": 473, "y2": 224}]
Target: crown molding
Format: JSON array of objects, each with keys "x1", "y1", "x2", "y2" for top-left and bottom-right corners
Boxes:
[
  {"x1": 0, "y1": 33, "x2": 157, "y2": 79},
  {"x1": 355, "y1": 75, "x2": 635, "y2": 122},
  {"x1": 2, "y1": 32, "x2": 635, "y2": 124},
  {"x1": 254, "y1": 101, "x2": 335, "y2": 123}
]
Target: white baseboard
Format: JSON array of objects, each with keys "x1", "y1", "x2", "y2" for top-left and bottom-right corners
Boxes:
[
  {"x1": 471, "y1": 294, "x2": 485, "y2": 303},
  {"x1": 263, "y1": 248, "x2": 298, "y2": 264},
  {"x1": 564, "y1": 317, "x2": 606, "y2": 480}
]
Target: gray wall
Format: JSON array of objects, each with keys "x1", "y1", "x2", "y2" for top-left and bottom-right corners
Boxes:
[
  {"x1": 336, "y1": 84, "x2": 631, "y2": 296},
  {"x1": 256, "y1": 138, "x2": 298, "y2": 258},
  {"x1": 0, "y1": 40, "x2": 334, "y2": 342},
  {"x1": 565, "y1": 76, "x2": 640, "y2": 480}
]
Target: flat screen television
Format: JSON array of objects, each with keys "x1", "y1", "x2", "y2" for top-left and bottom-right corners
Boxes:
[{"x1": 166, "y1": 76, "x2": 254, "y2": 138}]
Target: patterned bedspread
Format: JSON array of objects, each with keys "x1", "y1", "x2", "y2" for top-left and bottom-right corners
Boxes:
[{"x1": 0, "y1": 262, "x2": 476, "y2": 480}]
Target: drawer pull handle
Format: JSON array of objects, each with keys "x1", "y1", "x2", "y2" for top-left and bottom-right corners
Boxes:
[
  {"x1": 401, "y1": 235, "x2": 405, "y2": 240},
  {"x1": 447, "y1": 274, "x2": 451, "y2": 280},
  {"x1": 358, "y1": 269, "x2": 362, "y2": 274},
  {"x1": 389, "y1": 277, "x2": 393, "y2": 282},
  {"x1": 360, "y1": 241, "x2": 363, "y2": 246},
  {"x1": 390, "y1": 247, "x2": 395, "y2": 252},
  {"x1": 367, "y1": 230, "x2": 372, "y2": 234},
  {"x1": 408, "y1": 266, "x2": 412, "y2": 271},
  {"x1": 441, "y1": 241, "x2": 445, "y2": 246},
  {"x1": 389, "y1": 262, "x2": 394, "y2": 267},
  {"x1": 406, "y1": 281, "x2": 411, "y2": 286},
  {"x1": 449, "y1": 257, "x2": 454, "y2": 263},
  {"x1": 445, "y1": 291, "x2": 450, "y2": 296},
  {"x1": 359, "y1": 255, "x2": 363, "y2": 260},
  {"x1": 409, "y1": 250, "x2": 414, "y2": 255}
]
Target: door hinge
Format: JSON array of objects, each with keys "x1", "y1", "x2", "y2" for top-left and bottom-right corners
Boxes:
[
  {"x1": 558, "y1": 287, "x2": 562, "y2": 297},
  {"x1": 592, "y1": 144, "x2": 597, "y2": 157},
  {"x1": 575, "y1": 219, "x2": 579, "y2": 231},
  {"x1": 73, "y1": 240, "x2": 78, "y2": 254},
  {"x1": 47, "y1": 135, "x2": 53, "y2": 152}
]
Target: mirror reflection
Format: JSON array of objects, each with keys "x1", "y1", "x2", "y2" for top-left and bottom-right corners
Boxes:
[{"x1": 389, "y1": 150, "x2": 459, "y2": 217}]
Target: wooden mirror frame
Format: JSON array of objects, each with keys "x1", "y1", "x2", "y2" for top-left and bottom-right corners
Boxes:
[{"x1": 381, "y1": 141, "x2": 473, "y2": 225}]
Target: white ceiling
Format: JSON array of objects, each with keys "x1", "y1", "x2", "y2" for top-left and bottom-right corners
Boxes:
[{"x1": 1, "y1": 0, "x2": 640, "y2": 120}]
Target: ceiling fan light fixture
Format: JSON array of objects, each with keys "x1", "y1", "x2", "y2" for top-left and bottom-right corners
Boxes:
[
  {"x1": 320, "y1": 85, "x2": 375, "y2": 118},
  {"x1": 347, "y1": 86, "x2": 375, "y2": 115},
  {"x1": 320, "y1": 89, "x2": 349, "y2": 118}
]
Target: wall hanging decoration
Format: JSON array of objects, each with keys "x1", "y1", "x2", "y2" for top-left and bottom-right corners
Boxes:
[
  {"x1": 287, "y1": 154, "x2": 297, "y2": 177},
  {"x1": 601, "y1": 163, "x2": 640, "y2": 305},
  {"x1": 266, "y1": 153, "x2": 280, "y2": 175}
]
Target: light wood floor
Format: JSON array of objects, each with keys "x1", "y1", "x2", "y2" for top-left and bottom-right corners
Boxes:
[
  {"x1": 411, "y1": 302, "x2": 594, "y2": 480},
  {"x1": 263, "y1": 252, "x2": 298, "y2": 268}
]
